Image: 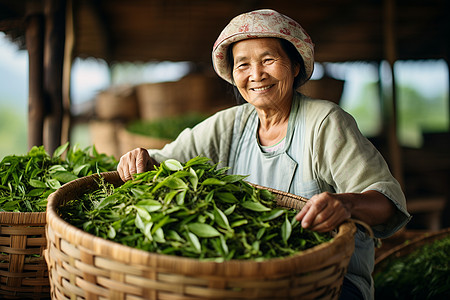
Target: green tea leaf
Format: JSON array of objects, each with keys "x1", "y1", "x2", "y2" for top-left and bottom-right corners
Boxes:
[
  {"x1": 223, "y1": 204, "x2": 236, "y2": 215},
  {"x1": 167, "y1": 230, "x2": 183, "y2": 242},
  {"x1": 153, "y1": 227, "x2": 165, "y2": 243},
  {"x1": 135, "y1": 205, "x2": 151, "y2": 222},
  {"x1": 281, "y1": 214, "x2": 292, "y2": 244},
  {"x1": 220, "y1": 235, "x2": 229, "y2": 255},
  {"x1": 143, "y1": 222, "x2": 153, "y2": 241},
  {"x1": 48, "y1": 165, "x2": 67, "y2": 173},
  {"x1": 260, "y1": 208, "x2": 285, "y2": 221},
  {"x1": 184, "y1": 156, "x2": 211, "y2": 168},
  {"x1": 187, "y1": 231, "x2": 201, "y2": 253},
  {"x1": 201, "y1": 178, "x2": 226, "y2": 186},
  {"x1": 221, "y1": 174, "x2": 248, "y2": 183},
  {"x1": 187, "y1": 223, "x2": 220, "y2": 238},
  {"x1": 73, "y1": 164, "x2": 90, "y2": 176},
  {"x1": 231, "y1": 219, "x2": 248, "y2": 228},
  {"x1": 163, "y1": 177, "x2": 188, "y2": 190},
  {"x1": 52, "y1": 171, "x2": 79, "y2": 183},
  {"x1": 45, "y1": 178, "x2": 61, "y2": 190},
  {"x1": 26, "y1": 188, "x2": 45, "y2": 197},
  {"x1": 163, "y1": 159, "x2": 183, "y2": 171},
  {"x1": 213, "y1": 206, "x2": 230, "y2": 229},
  {"x1": 136, "y1": 200, "x2": 162, "y2": 212},
  {"x1": 241, "y1": 201, "x2": 271, "y2": 212},
  {"x1": 259, "y1": 189, "x2": 276, "y2": 201},
  {"x1": 188, "y1": 167, "x2": 198, "y2": 190},
  {"x1": 176, "y1": 190, "x2": 186, "y2": 205},
  {"x1": 216, "y1": 192, "x2": 238, "y2": 204},
  {"x1": 256, "y1": 228, "x2": 266, "y2": 240},
  {"x1": 135, "y1": 213, "x2": 145, "y2": 231},
  {"x1": 29, "y1": 179, "x2": 46, "y2": 188},
  {"x1": 107, "y1": 226, "x2": 116, "y2": 239},
  {"x1": 53, "y1": 142, "x2": 69, "y2": 158}
]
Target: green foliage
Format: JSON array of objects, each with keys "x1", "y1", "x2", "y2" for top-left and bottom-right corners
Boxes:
[
  {"x1": 0, "y1": 142, "x2": 118, "y2": 212},
  {"x1": 397, "y1": 86, "x2": 449, "y2": 147},
  {"x1": 126, "y1": 113, "x2": 207, "y2": 140},
  {"x1": 60, "y1": 157, "x2": 332, "y2": 261},
  {"x1": 374, "y1": 235, "x2": 450, "y2": 299},
  {"x1": 343, "y1": 80, "x2": 448, "y2": 147},
  {"x1": 0, "y1": 104, "x2": 27, "y2": 160}
]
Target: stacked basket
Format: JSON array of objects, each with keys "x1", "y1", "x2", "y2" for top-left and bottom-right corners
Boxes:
[
  {"x1": 45, "y1": 171, "x2": 356, "y2": 300},
  {"x1": 0, "y1": 212, "x2": 50, "y2": 299}
]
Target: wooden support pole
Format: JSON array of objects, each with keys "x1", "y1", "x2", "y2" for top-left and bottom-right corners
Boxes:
[
  {"x1": 43, "y1": 0, "x2": 66, "y2": 154},
  {"x1": 25, "y1": 3, "x2": 45, "y2": 149},
  {"x1": 382, "y1": 0, "x2": 404, "y2": 189},
  {"x1": 61, "y1": 0, "x2": 74, "y2": 145}
]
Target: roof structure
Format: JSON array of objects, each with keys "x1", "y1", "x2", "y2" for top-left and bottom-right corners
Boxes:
[{"x1": 1, "y1": 0, "x2": 449, "y2": 65}]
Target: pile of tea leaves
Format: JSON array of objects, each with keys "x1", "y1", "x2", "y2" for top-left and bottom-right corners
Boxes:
[
  {"x1": 374, "y1": 234, "x2": 450, "y2": 299},
  {"x1": 0, "y1": 143, "x2": 117, "y2": 212},
  {"x1": 60, "y1": 157, "x2": 332, "y2": 261}
]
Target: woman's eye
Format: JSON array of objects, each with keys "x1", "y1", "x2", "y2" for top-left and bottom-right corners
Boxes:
[{"x1": 264, "y1": 58, "x2": 274, "y2": 64}]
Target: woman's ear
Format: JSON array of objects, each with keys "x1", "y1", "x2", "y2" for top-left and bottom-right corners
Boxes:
[{"x1": 293, "y1": 63, "x2": 301, "y2": 78}]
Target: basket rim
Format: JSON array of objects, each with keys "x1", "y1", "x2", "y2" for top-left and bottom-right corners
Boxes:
[
  {"x1": 46, "y1": 171, "x2": 356, "y2": 277},
  {"x1": 0, "y1": 211, "x2": 46, "y2": 225}
]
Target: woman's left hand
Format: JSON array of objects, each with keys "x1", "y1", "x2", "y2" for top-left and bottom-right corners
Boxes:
[{"x1": 295, "y1": 192, "x2": 352, "y2": 232}]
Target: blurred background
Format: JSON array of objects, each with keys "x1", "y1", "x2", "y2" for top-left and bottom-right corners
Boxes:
[{"x1": 0, "y1": 0, "x2": 449, "y2": 231}]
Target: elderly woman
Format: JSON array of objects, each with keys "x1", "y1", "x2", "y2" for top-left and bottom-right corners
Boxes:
[{"x1": 118, "y1": 9, "x2": 410, "y2": 300}]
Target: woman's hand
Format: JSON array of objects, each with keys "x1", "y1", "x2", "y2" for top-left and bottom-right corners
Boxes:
[
  {"x1": 117, "y1": 148, "x2": 158, "y2": 181},
  {"x1": 295, "y1": 190, "x2": 395, "y2": 232},
  {"x1": 295, "y1": 192, "x2": 352, "y2": 232}
]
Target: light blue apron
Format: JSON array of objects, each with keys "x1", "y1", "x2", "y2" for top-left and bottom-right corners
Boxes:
[
  {"x1": 228, "y1": 95, "x2": 322, "y2": 199},
  {"x1": 227, "y1": 94, "x2": 374, "y2": 300}
]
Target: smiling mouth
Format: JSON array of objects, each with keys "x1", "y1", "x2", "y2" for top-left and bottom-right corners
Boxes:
[{"x1": 251, "y1": 84, "x2": 274, "y2": 91}]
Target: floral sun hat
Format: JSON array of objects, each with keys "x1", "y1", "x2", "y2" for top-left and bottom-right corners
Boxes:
[{"x1": 212, "y1": 9, "x2": 315, "y2": 84}]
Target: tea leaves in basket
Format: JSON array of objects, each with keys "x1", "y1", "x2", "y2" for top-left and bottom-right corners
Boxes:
[
  {"x1": 374, "y1": 235, "x2": 450, "y2": 299},
  {"x1": 0, "y1": 142, "x2": 118, "y2": 212},
  {"x1": 60, "y1": 157, "x2": 332, "y2": 261}
]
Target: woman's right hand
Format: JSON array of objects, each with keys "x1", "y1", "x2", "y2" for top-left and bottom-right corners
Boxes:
[{"x1": 117, "y1": 148, "x2": 158, "y2": 181}]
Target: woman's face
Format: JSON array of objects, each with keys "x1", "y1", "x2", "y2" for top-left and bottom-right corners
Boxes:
[{"x1": 232, "y1": 38, "x2": 300, "y2": 110}]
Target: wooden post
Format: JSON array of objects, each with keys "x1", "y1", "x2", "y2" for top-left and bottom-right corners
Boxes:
[
  {"x1": 43, "y1": 0, "x2": 66, "y2": 154},
  {"x1": 62, "y1": 0, "x2": 74, "y2": 145},
  {"x1": 26, "y1": 2, "x2": 45, "y2": 149},
  {"x1": 382, "y1": 0, "x2": 404, "y2": 189}
]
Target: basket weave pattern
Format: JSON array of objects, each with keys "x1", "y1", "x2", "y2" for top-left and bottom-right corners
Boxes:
[
  {"x1": 0, "y1": 212, "x2": 50, "y2": 299},
  {"x1": 45, "y1": 172, "x2": 356, "y2": 300}
]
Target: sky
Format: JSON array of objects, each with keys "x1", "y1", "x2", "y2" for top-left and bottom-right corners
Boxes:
[{"x1": 0, "y1": 33, "x2": 28, "y2": 109}]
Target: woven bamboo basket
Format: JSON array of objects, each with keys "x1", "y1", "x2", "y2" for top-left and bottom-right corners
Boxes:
[
  {"x1": 374, "y1": 226, "x2": 450, "y2": 274},
  {"x1": 45, "y1": 171, "x2": 357, "y2": 300},
  {"x1": 0, "y1": 212, "x2": 50, "y2": 299}
]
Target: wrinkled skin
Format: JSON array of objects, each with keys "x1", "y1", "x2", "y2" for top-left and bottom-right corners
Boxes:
[{"x1": 117, "y1": 148, "x2": 158, "y2": 182}]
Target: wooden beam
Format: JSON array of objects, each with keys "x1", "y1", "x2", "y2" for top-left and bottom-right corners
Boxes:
[
  {"x1": 43, "y1": 0, "x2": 66, "y2": 154},
  {"x1": 25, "y1": 2, "x2": 45, "y2": 149}
]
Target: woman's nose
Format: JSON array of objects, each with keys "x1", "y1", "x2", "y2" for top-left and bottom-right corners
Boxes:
[{"x1": 249, "y1": 64, "x2": 266, "y2": 81}]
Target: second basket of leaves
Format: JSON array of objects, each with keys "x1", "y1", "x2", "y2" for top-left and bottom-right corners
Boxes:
[
  {"x1": 46, "y1": 157, "x2": 356, "y2": 300},
  {"x1": 0, "y1": 143, "x2": 117, "y2": 299}
]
